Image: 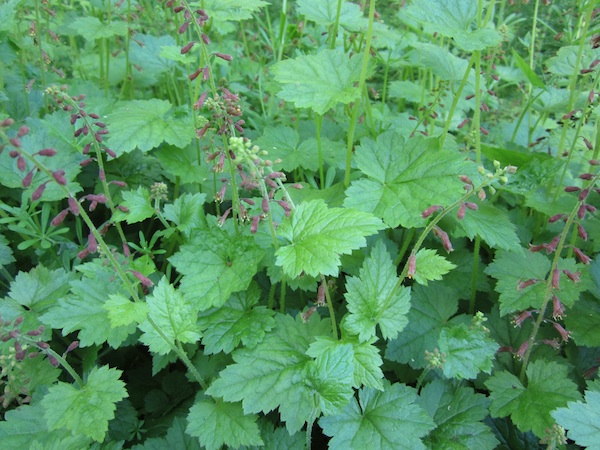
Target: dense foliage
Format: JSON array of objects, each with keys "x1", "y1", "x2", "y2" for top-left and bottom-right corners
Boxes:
[{"x1": 1, "y1": 0, "x2": 600, "y2": 449}]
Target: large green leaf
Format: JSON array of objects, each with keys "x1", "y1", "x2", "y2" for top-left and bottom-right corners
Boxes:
[
  {"x1": 275, "y1": 199, "x2": 385, "y2": 278},
  {"x1": 169, "y1": 223, "x2": 264, "y2": 311},
  {"x1": 271, "y1": 49, "x2": 363, "y2": 115},
  {"x1": 138, "y1": 278, "x2": 202, "y2": 354},
  {"x1": 319, "y1": 381, "x2": 435, "y2": 450},
  {"x1": 343, "y1": 132, "x2": 477, "y2": 228},
  {"x1": 187, "y1": 397, "x2": 263, "y2": 450},
  {"x1": 343, "y1": 240, "x2": 411, "y2": 341},
  {"x1": 486, "y1": 360, "x2": 581, "y2": 438},
  {"x1": 412, "y1": 248, "x2": 457, "y2": 286},
  {"x1": 202, "y1": 0, "x2": 269, "y2": 21},
  {"x1": 552, "y1": 380, "x2": 600, "y2": 450},
  {"x1": 42, "y1": 366, "x2": 128, "y2": 442},
  {"x1": 206, "y1": 314, "x2": 336, "y2": 433},
  {"x1": 62, "y1": 16, "x2": 127, "y2": 39},
  {"x1": 106, "y1": 100, "x2": 195, "y2": 154},
  {"x1": 297, "y1": 0, "x2": 363, "y2": 30}
]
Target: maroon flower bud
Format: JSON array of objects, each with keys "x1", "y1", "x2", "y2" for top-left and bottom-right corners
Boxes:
[
  {"x1": 26, "y1": 329, "x2": 42, "y2": 336},
  {"x1": 517, "y1": 279, "x2": 538, "y2": 290},
  {"x1": 17, "y1": 155, "x2": 26, "y2": 171},
  {"x1": 9, "y1": 150, "x2": 19, "y2": 158},
  {"x1": 277, "y1": 200, "x2": 291, "y2": 213},
  {"x1": 545, "y1": 235, "x2": 561, "y2": 254},
  {"x1": 478, "y1": 189, "x2": 486, "y2": 201},
  {"x1": 458, "y1": 175, "x2": 473, "y2": 185},
  {"x1": 77, "y1": 248, "x2": 89, "y2": 260},
  {"x1": 590, "y1": 159, "x2": 600, "y2": 165},
  {"x1": 564, "y1": 186, "x2": 581, "y2": 192},
  {"x1": 22, "y1": 169, "x2": 35, "y2": 188},
  {"x1": 181, "y1": 42, "x2": 194, "y2": 54},
  {"x1": 513, "y1": 310, "x2": 533, "y2": 327},
  {"x1": 465, "y1": 202, "x2": 478, "y2": 211},
  {"x1": 242, "y1": 198, "x2": 255, "y2": 205},
  {"x1": 82, "y1": 143, "x2": 91, "y2": 154},
  {"x1": 36, "y1": 341, "x2": 49, "y2": 349},
  {"x1": 457, "y1": 118, "x2": 469, "y2": 129},
  {"x1": 563, "y1": 269, "x2": 581, "y2": 283},
  {"x1": 38, "y1": 148, "x2": 57, "y2": 156},
  {"x1": 457, "y1": 203, "x2": 466, "y2": 220},
  {"x1": 48, "y1": 355, "x2": 60, "y2": 367},
  {"x1": 529, "y1": 243, "x2": 545, "y2": 252},
  {"x1": 572, "y1": 246, "x2": 591, "y2": 264},
  {"x1": 65, "y1": 340, "x2": 79, "y2": 353},
  {"x1": 117, "y1": 205, "x2": 129, "y2": 212},
  {"x1": 542, "y1": 338, "x2": 561, "y2": 349},
  {"x1": 301, "y1": 306, "x2": 317, "y2": 323},
  {"x1": 291, "y1": 183, "x2": 304, "y2": 189},
  {"x1": 407, "y1": 253, "x2": 416, "y2": 279},
  {"x1": 552, "y1": 294, "x2": 565, "y2": 320},
  {"x1": 583, "y1": 137, "x2": 594, "y2": 150},
  {"x1": 579, "y1": 188, "x2": 590, "y2": 201},
  {"x1": 421, "y1": 205, "x2": 442, "y2": 218},
  {"x1": 215, "y1": 52, "x2": 233, "y2": 61},
  {"x1": 173, "y1": 5, "x2": 185, "y2": 13},
  {"x1": 201, "y1": 33, "x2": 210, "y2": 45},
  {"x1": 202, "y1": 66, "x2": 210, "y2": 81},
  {"x1": 52, "y1": 170, "x2": 67, "y2": 185},
  {"x1": 262, "y1": 197, "x2": 270, "y2": 214},
  {"x1": 515, "y1": 341, "x2": 529, "y2": 359},
  {"x1": 218, "y1": 207, "x2": 232, "y2": 226},
  {"x1": 578, "y1": 204, "x2": 587, "y2": 219},
  {"x1": 553, "y1": 322, "x2": 570, "y2": 342},
  {"x1": 317, "y1": 282, "x2": 326, "y2": 307},
  {"x1": 178, "y1": 21, "x2": 189, "y2": 34},
  {"x1": 87, "y1": 232, "x2": 97, "y2": 253},
  {"x1": 89, "y1": 201, "x2": 98, "y2": 211},
  {"x1": 17, "y1": 126, "x2": 29, "y2": 137},
  {"x1": 130, "y1": 270, "x2": 153, "y2": 287},
  {"x1": 480, "y1": 126, "x2": 489, "y2": 136},
  {"x1": 99, "y1": 169, "x2": 105, "y2": 182},
  {"x1": 2, "y1": 118, "x2": 15, "y2": 127},
  {"x1": 104, "y1": 148, "x2": 117, "y2": 158},
  {"x1": 86, "y1": 194, "x2": 107, "y2": 203},
  {"x1": 433, "y1": 226, "x2": 453, "y2": 253},
  {"x1": 10, "y1": 138, "x2": 21, "y2": 147},
  {"x1": 68, "y1": 196, "x2": 81, "y2": 216},
  {"x1": 189, "y1": 68, "x2": 202, "y2": 81},
  {"x1": 32, "y1": 182, "x2": 47, "y2": 200},
  {"x1": 586, "y1": 204, "x2": 597, "y2": 213},
  {"x1": 580, "y1": 173, "x2": 594, "y2": 180},
  {"x1": 51, "y1": 209, "x2": 69, "y2": 226},
  {"x1": 14, "y1": 316, "x2": 23, "y2": 326},
  {"x1": 215, "y1": 184, "x2": 227, "y2": 202},
  {"x1": 577, "y1": 223, "x2": 588, "y2": 241},
  {"x1": 193, "y1": 91, "x2": 208, "y2": 109},
  {"x1": 123, "y1": 242, "x2": 131, "y2": 257},
  {"x1": 250, "y1": 215, "x2": 260, "y2": 233},
  {"x1": 551, "y1": 269, "x2": 560, "y2": 289}
]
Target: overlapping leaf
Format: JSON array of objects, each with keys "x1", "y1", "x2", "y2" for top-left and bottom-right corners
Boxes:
[
  {"x1": 412, "y1": 248, "x2": 456, "y2": 286},
  {"x1": 275, "y1": 199, "x2": 384, "y2": 278},
  {"x1": 344, "y1": 240, "x2": 411, "y2": 341},
  {"x1": 344, "y1": 132, "x2": 477, "y2": 228},
  {"x1": 271, "y1": 49, "x2": 363, "y2": 115},
  {"x1": 552, "y1": 380, "x2": 600, "y2": 449}
]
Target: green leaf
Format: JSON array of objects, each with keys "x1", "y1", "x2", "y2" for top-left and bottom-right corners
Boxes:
[
  {"x1": 187, "y1": 397, "x2": 263, "y2": 450},
  {"x1": 410, "y1": 43, "x2": 471, "y2": 81},
  {"x1": 271, "y1": 49, "x2": 363, "y2": 115},
  {"x1": 486, "y1": 360, "x2": 581, "y2": 438},
  {"x1": 170, "y1": 223, "x2": 264, "y2": 311},
  {"x1": 344, "y1": 132, "x2": 477, "y2": 228},
  {"x1": 0, "y1": 0, "x2": 20, "y2": 32},
  {"x1": 202, "y1": 0, "x2": 269, "y2": 22},
  {"x1": 438, "y1": 322, "x2": 498, "y2": 380},
  {"x1": 0, "y1": 401, "x2": 91, "y2": 449},
  {"x1": 447, "y1": 202, "x2": 521, "y2": 251},
  {"x1": 197, "y1": 282, "x2": 276, "y2": 354},
  {"x1": 0, "y1": 233, "x2": 15, "y2": 267},
  {"x1": 103, "y1": 293, "x2": 148, "y2": 328},
  {"x1": 546, "y1": 45, "x2": 600, "y2": 77},
  {"x1": 385, "y1": 283, "x2": 458, "y2": 369},
  {"x1": 512, "y1": 49, "x2": 546, "y2": 88},
  {"x1": 565, "y1": 295, "x2": 600, "y2": 347},
  {"x1": 484, "y1": 250, "x2": 551, "y2": 316},
  {"x1": 552, "y1": 381, "x2": 600, "y2": 450},
  {"x1": 419, "y1": 379, "x2": 498, "y2": 450},
  {"x1": 275, "y1": 199, "x2": 384, "y2": 278},
  {"x1": 206, "y1": 314, "x2": 332, "y2": 433},
  {"x1": 7, "y1": 266, "x2": 73, "y2": 312},
  {"x1": 40, "y1": 259, "x2": 135, "y2": 348},
  {"x1": 297, "y1": 0, "x2": 363, "y2": 29},
  {"x1": 162, "y1": 192, "x2": 207, "y2": 236},
  {"x1": 343, "y1": 240, "x2": 411, "y2": 341},
  {"x1": 106, "y1": 100, "x2": 195, "y2": 154},
  {"x1": 346, "y1": 335, "x2": 385, "y2": 390},
  {"x1": 413, "y1": 248, "x2": 457, "y2": 286},
  {"x1": 63, "y1": 16, "x2": 127, "y2": 39},
  {"x1": 132, "y1": 417, "x2": 201, "y2": 450},
  {"x1": 319, "y1": 381, "x2": 435, "y2": 450},
  {"x1": 154, "y1": 145, "x2": 208, "y2": 184},
  {"x1": 113, "y1": 186, "x2": 155, "y2": 224},
  {"x1": 139, "y1": 278, "x2": 201, "y2": 354},
  {"x1": 42, "y1": 366, "x2": 128, "y2": 442}
]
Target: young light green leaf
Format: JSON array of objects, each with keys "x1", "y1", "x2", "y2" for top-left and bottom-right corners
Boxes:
[
  {"x1": 187, "y1": 397, "x2": 263, "y2": 450},
  {"x1": 139, "y1": 277, "x2": 201, "y2": 354},
  {"x1": 271, "y1": 49, "x2": 363, "y2": 115},
  {"x1": 113, "y1": 186, "x2": 155, "y2": 224},
  {"x1": 512, "y1": 49, "x2": 546, "y2": 88},
  {"x1": 206, "y1": 314, "x2": 332, "y2": 433},
  {"x1": 385, "y1": 283, "x2": 459, "y2": 369},
  {"x1": 413, "y1": 248, "x2": 457, "y2": 286},
  {"x1": 484, "y1": 250, "x2": 551, "y2": 316},
  {"x1": 106, "y1": 100, "x2": 195, "y2": 154},
  {"x1": 344, "y1": 240, "x2": 411, "y2": 341},
  {"x1": 319, "y1": 381, "x2": 435, "y2": 450},
  {"x1": 419, "y1": 379, "x2": 498, "y2": 450},
  {"x1": 552, "y1": 380, "x2": 600, "y2": 450},
  {"x1": 486, "y1": 360, "x2": 581, "y2": 438},
  {"x1": 170, "y1": 223, "x2": 264, "y2": 311},
  {"x1": 40, "y1": 260, "x2": 135, "y2": 348},
  {"x1": 197, "y1": 283, "x2": 276, "y2": 354},
  {"x1": 438, "y1": 322, "x2": 498, "y2": 379},
  {"x1": 275, "y1": 199, "x2": 385, "y2": 278},
  {"x1": 42, "y1": 366, "x2": 128, "y2": 442},
  {"x1": 344, "y1": 132, "x2": 478, "y2": 228},
  {"x1": 448, "y1": 202, "x2": 520, "y2": 251},
  {"x1": 104, "y1": 293, "x2": 148, "y2": 328},
  {"x1": 162, "y1": 192, "x2": 207, "y2": 235}
]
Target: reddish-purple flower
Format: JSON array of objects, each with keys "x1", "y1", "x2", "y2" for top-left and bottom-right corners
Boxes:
[
  {"x1": 553, "y1": 322, "x2": 571, "y2": 342},
  {"x1": 552, "y1": 294, "x2": 565, "y2": 320}
]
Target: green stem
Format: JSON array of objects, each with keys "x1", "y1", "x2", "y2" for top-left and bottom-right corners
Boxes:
[
  {"x1": 440, "y1": 54, "x2": 475, "y2": 148},
  {"x1": 330, "y1": 0, "x2": 343, "y2": 49},
  {"x1": 469, "y1": 236, "x2": 481, "y2": 315},
  {"x1": 321, "y1": 275, "x2": 338, "y2": 339},
  {"x1": 344, "y1": 0, "x2": 376, "y2": 188}
]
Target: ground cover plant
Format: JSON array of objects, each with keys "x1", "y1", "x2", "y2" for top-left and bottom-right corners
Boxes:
[{"x1": 1, "y1": 0, "x2": 600, "y2": 448}]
